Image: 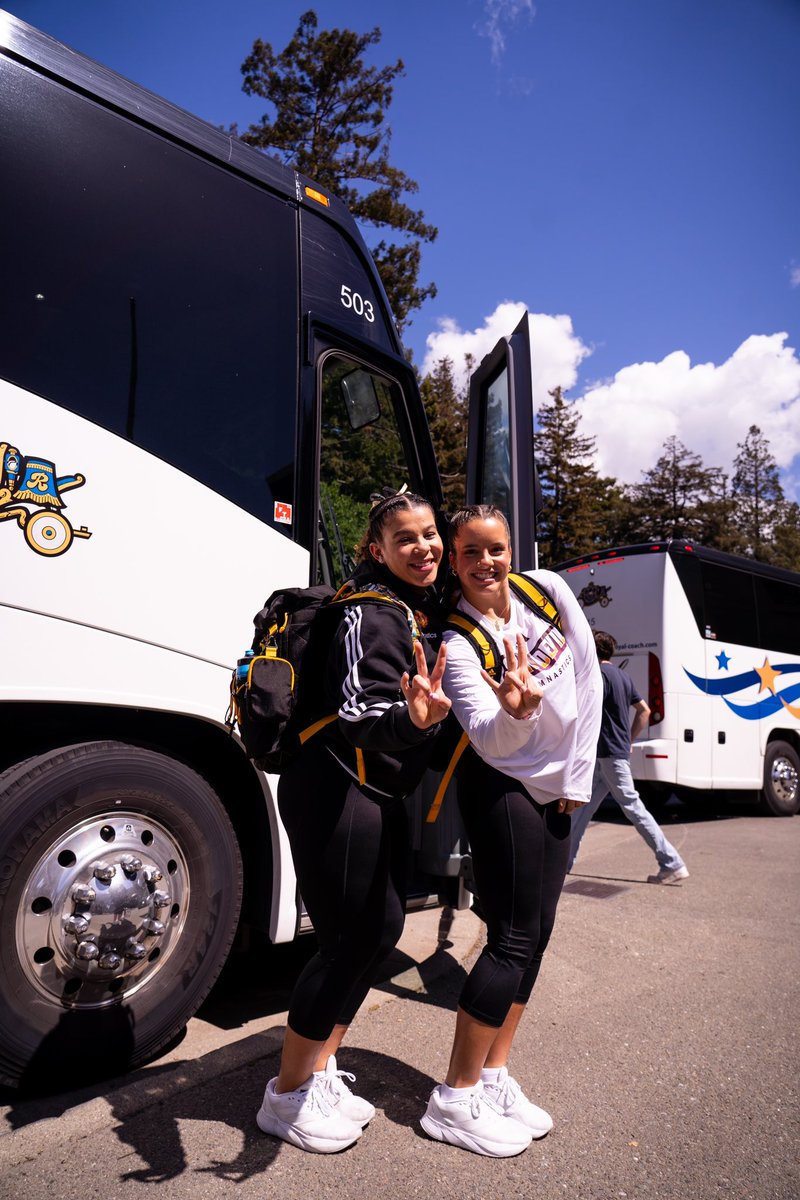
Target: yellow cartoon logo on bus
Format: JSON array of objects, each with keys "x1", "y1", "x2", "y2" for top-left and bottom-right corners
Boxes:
[{"x1": 0, "y1": 440, "x2": 92, "y2": 557}]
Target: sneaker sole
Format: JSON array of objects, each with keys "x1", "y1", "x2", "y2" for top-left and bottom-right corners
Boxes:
[
  {"x1": 419, "y1": 1113, "x2": 531, "y2": 1158},
  {"x1": 257, "y1": 1106, "x2": 362, "y2": 1154}
]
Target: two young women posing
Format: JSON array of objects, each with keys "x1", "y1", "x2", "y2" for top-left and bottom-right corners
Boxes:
[{"x1": 257, "y1": 496, "x2": 601, "y2": 1158}]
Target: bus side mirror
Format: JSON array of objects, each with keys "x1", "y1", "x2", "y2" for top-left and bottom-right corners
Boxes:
[{"x1": 340, "y1": 369, "x2": 381, "y2": 430}]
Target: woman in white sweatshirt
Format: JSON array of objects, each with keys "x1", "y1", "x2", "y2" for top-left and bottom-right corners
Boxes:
[{"x1": 420, "y1": 504, "x2": 602, "y2": 1158}]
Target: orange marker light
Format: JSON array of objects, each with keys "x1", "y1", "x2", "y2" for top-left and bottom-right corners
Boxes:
[{"x1": 304, "y1": 186, "x2": 330, "y2": 207}]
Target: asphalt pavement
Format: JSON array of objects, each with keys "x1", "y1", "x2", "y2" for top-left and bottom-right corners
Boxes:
[{"x1": 1, "y1": 802, "x2": 798, "y2": 1200}]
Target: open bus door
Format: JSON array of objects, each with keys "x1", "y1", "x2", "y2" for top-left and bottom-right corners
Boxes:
[
  {"x1": 415, "y1": 313, "x2": 537, "y2": 898},
  {"x1": 465, "y1": 311, "x2": 539, "y2": 569}
]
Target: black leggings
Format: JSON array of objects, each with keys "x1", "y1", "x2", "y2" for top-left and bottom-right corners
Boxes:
[
  {"x1": 277, "y1": 738, "x2": 408, "y2": 1042},
  {"x1": 457, "y1": 755, "x2": 572, "y2": 1028}
]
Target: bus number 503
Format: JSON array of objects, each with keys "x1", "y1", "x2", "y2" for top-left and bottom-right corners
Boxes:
[{"x1": 340, "y1": 284, "x2": 375, "y2": 323}]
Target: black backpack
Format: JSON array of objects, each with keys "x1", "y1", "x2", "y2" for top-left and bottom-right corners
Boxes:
[
  {"x1": 426, "y1": 573, "x2": 562, "y2": 823},
  {"x1": 225, "y1": 581, "x2": 420, "y2": 773}
]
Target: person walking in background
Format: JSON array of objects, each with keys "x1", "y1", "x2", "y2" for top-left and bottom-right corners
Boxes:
[{"x1": 568, "y1": 629, "x2": 689, "y2": 884}]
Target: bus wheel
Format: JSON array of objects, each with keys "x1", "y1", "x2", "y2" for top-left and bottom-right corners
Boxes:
[
  {"x1": 761, "y1": 741, "x2": 800, "y2": 817},
  {"x1": 0, "y1": 741, "x2": 243, "y2": 1089}
]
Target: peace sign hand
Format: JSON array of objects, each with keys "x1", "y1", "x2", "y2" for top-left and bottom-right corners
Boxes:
[
  {"x1": 401, "y1": 640, "x2": 452, "y2": 730},
  {"x1": 481, "y1": 634, "x2": 543, "y2": 720}
]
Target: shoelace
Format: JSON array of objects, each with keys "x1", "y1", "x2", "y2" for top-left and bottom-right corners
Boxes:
[
  {"x1": 303, "y1": 1077, "x2": 336, "y2": 1116},
  {"x1": 322, "y1": 1067, "x2": 358, "y2": 1104},
  {"x1": 488, "y1": 1073, "x2": 521, "y2": 1112}
]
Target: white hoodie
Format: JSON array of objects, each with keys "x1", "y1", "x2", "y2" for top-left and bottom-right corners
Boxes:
[{"x1": 442, "y1": 569, "x2": 602, "y2": 805}]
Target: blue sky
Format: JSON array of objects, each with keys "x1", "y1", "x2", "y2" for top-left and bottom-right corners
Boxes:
[{"x1": 8, "y1": 0, "x2": 800, "y2": 499}]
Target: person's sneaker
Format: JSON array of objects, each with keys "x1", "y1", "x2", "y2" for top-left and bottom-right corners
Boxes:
[
  {"x1": 316, "y1": 1055, "x2": 376, "y2": 1125},
  {"x1": 647, "y1": 865, "x2": 690, "y2": 884},
  {"x1": 420, "y1": 1082, "x2": 532, "y2": 1157},
  {"x1": 256, "y1": 1075, "x2": 363, "y2": 1153},
  {"x1": 481, "y1": 1067, "x2": 553, "y2": 1138}
]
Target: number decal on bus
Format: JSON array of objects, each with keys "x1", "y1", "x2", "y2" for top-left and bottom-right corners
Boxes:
[{"x1": 340, "y1": 284, "x2": 375, "y2": 323}]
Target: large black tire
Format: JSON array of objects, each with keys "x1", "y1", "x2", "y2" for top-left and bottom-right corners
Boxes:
[
  {"x1": 760, "y1": 740, "x2": 800, "y2": 816},
  {"x1": 0, "y1": 741, "x2": 242, "y2": 1089}
]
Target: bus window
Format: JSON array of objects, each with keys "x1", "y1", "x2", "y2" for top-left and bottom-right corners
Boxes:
[
  {"x1": 699, "y1": 561, "x2": 758, "y2": 645},
  {"x1": 754, "y1": 574, "x2": 800, "y2": 655},
  {"x1": 0, "y1": 58, "x2": 297, "y2": 529},
  {"x1": 317, "y1": 354, "x2": 413, "y2": 588},
  {"x1": 475, "y1": 365, "x2": 512, "y2": 513}
]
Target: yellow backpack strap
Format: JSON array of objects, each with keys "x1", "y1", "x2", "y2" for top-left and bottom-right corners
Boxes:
[
  {"x1": 426, "y1": 730, "x2": 470, "y2": 823},
  {"x1": 425, "y1": 612, "x2": 502, "y2": 825},
  {"x1": 297, "y1": 712, "x2": 338, "y2": 745},
  {"x1": 446, "y1": 612, "x2": 502, "y2": 680},
  {"x1": 508, "y1": 573, "x2": 562, "y2": 630}
]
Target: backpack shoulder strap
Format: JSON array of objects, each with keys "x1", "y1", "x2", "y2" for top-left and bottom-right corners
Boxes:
[
  {"x1": 445, "y1": 611, "x2": 502, "y2": 680},
  {"x1": 332, "y1": 582, "x2": 422, "y2": 641},
  {"x1": 508, "y1": 572, "x2": 562, "y2": 630}
]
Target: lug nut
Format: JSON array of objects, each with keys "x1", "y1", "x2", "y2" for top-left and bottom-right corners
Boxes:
[
  {"x1": 152, "y1": 891, "x2": 171, "y2": 909},
  {"x1": 120, "y1": 855, "x2": 142, "y2": 874},
  {"x1": 92, "y1": 861, "x2": 116, "y2": 883},
  {"x1": 143, "y1": 867, "x2": 163, "y2": 884},
  {"x1": 124, "y1": 940, "x2": 147, "y2": 961},
  {"x1": 72, "y1": 884, "x2": 96, "y2": 905},
  {"x1": 144, "y1": 919, "x2": 165, "y2": 937},
  {"x1": 98, "y1": 952, "x2": 122, "y2": 970},
  {"x1": 64, "y1": 914, "x2": 89, "y2": 936},
  {"x1": 76, "y1": 940, "x2": 99, "y2": 961}
]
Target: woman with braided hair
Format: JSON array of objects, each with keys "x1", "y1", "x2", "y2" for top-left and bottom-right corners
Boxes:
[{"x1": 257, "y1": 491, "x2": 451, "y2": 1154}]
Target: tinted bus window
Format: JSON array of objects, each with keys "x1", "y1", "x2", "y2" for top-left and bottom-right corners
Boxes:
[
  {"x1": 318, "y1": 354, "x2": 414, "y2": 587},
  {"x1": 0, "y1": 61, "x2": 297, "y2": 527},
  {"x1": 476, "y1": 366, "x2": 512, "y2": 513},
  {"x1": 699, "y1": 561, "x2": 758, "y2": 645},
  {"x1": 754, "y1": 575, "x2": 800, "y2": 655}
]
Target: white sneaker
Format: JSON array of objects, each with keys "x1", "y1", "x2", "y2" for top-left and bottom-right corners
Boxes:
[
  {"x1": 420, "y1": 1082, "x2": 532, "y2": 1157},
  {"x1": 481, "y1": 1067, "x2": 553, "y2": 1138},
  {"x1": 316, "y1": 1055, "x2": 376, "y2": 1125},
  {"x1": 647, "y1": 865, "x2": 689, "y2": 884},
  {"x1": 256, "y1": 1075, "x2": 363, "y2": 1153}
]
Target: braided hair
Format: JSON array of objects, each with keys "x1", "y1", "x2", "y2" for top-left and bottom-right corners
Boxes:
[{"x1": 355, "y1": 487, "x2": 437, "y2": 563}]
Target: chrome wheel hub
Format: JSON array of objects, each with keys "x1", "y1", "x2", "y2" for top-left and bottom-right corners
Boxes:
[
  {"x1": 16, "y1": 811, "x2": 189, "y2": 1009},
  {"x1": 771, "y1": 755, "x2": 798, "y2": 805}
]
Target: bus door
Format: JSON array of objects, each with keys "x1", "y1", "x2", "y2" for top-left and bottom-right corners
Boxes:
[
  {"x1": 299, "y1": 325, "x2": 440, "y2": 589},
  {"x1": 465, "y1": 311, "x2": 538, "y2": 567}
]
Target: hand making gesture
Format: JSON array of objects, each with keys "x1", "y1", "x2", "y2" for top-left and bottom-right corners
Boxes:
[
  {"x1": 481, "y1": 633, "x2": 543, "y2": 720},
  {"x1": 401, "y1": 640, "x2": 451, "y2": 730}
]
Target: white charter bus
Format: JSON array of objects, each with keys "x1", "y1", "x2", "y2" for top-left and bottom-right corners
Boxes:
[
  {"x1": 0, "y1": 11, "x2": 540, "y2": 1087},
  {"x1": 556, "y1": 542, "x2": 800, "y2": 817}
]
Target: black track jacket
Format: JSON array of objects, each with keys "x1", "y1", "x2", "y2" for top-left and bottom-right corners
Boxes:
[{"x1": 316, "y1": 561, "x2": 444, "y2": 803}]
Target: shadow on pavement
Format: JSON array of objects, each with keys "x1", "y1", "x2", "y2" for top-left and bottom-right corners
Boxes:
[{"x1": 3, "y1": 1031, "x2": 438, "y2": 1184}]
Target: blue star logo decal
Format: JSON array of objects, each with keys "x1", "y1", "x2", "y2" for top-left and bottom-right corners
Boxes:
[{"x1": 716, "y1": 651, "x2": 730, "y2": 671}]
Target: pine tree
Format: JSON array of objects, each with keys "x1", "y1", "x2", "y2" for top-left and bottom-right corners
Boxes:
[
  {"x1": 419, "y1": 357, "x2": 468, "y2": 509},
  {"x1": 731, "y1": 425, "x2": 784, "y2": 560},
  {"x1": 771, "y1": 501, "x2": 800, "y2": 572},
  {"x1": 238, "y1": 10, "x2": 437, "y2": 330},
  {"x1": 690, "y1": 472, "x2": 747, "y2": 554},
  {"x1": 535, "y1": 386, "x2": 611, "y2": 565},
  {"x1": 627, "y1": 436, "x2": 719, "y2": 542}
]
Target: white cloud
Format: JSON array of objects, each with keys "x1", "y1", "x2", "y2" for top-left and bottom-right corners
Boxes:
[
  {"x1": 422, "y1": 301, "x2": 591, "y2": 401},
  {"x1": 575, "y1": 333, "x2": 800, "y2": 497},
  {"x1": 422, "y1": 301, "x2": 800, "y2": 502},
  {"x1": 790, "y1": 264, "x2": 800, "y2": 288},
  {"x1": 478, "y1": 0, "x2": 536, "y2": 64}
]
